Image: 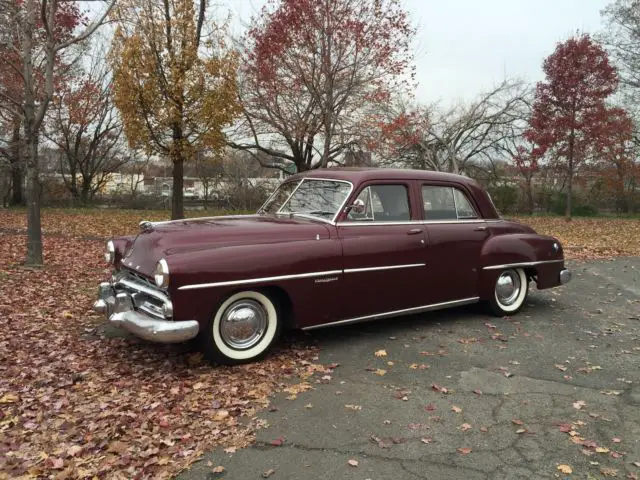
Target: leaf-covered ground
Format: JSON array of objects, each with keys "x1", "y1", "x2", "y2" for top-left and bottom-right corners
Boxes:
[
  {"x1": 0, "y1": 209, "x2": 638, "y2": 478},
  {"x1": 511, "y1": 216, "x2": 640, "y2": 260},
  {"x1": 0, "y1": 209, "x2": 326, "y2": 479}
]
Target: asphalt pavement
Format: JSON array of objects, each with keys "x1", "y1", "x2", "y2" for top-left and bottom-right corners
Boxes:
[{"x1": 178, "y1": 258, "x2": 640, "y2": 480}]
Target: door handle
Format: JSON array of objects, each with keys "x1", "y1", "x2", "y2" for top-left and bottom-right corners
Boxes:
[
  {"x1": 474, "y1": 226, "x2": 487, "y2": 231},
  {"x1": 407, "y1": 228, "x2": 424, "y2": 235}
]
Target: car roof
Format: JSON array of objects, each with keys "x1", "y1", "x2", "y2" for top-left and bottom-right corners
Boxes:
[
  {"x1": 291, "y1": 167, "x2": 479, "y2": 186},
  {"x1": 288, "y1": 167, "x2": 499, "y2": 220}
]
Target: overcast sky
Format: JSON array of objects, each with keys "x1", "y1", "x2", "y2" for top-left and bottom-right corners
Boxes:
[{"x1": 227, "y1": 0, "x2": 611, "y2": 105}]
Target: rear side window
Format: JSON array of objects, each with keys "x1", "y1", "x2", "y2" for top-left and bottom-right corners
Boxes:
[{"x1": 422, "y1": 186, "x2": 478, "y2": 220}]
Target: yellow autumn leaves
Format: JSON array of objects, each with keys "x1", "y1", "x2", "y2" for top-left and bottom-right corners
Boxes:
[{"x1": 109, "y1": 0, "x2": 241, "y2": 161}]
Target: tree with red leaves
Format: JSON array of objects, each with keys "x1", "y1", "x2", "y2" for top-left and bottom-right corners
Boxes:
[
  {"x1": 0, "y1": 0, "x2": 113, "y2": 265},
  {"x1": 592, "y1": 107, "x2": 637, "y2": 212},
  {"x1": 526, "y1": 34, "x2": 621, "y2": 220},
  {"x1": 231, "y1": 0, "x2": 415, "y2": 173}
]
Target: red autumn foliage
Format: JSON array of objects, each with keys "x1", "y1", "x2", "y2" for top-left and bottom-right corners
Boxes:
[
  {"x1": 237, "y1": 0, "x2": 415, "y2": 171},
  {"x1": 525, "y1": 34, "x2": 624, "y2": 220}
]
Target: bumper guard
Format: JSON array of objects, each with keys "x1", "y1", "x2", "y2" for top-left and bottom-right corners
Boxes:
[{"x1": 93, "y1": 279, "x2": 199, "y2": 343}]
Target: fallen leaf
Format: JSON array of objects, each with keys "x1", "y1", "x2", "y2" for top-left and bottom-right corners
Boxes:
[
  {"x1": 345, "y1": 404, "x2": 362, "y2": 411},
  {"x1": 347, "y1": 459, "x2": 359, "y2": 467},
  {"x1": 460, "y1": 423, "x2": 472, "y2": 432},
  {"x1": 270, "y1": 436, "x2": 286, "y2": 446},
  {"x1": 212, "y1": 466, "x2": 225, "y2": 473},
  {"x1": 0, "y1": 393, "x2": 18, "y2": 404},
  {"x1": 262, "y1": 468, "x2": 276, "y2": 478},
  {"x1": 557, "y1": 464, "x2": 573, "y2": 474},
  {"x1": 424, "y1": 403, "x2": 436, "y2": 411},
  {"x1": 451, "y1": 406, "x2": 462, "y2": 413},
  {"x1": 457, "y1": 447, "x2": 472, "y2": 455},
  {"x1": 420, "y1": 437, "x2": 433, "y2": 444},
  {"x1": 512, "y1": 419, "x2": 524, "y2": 426},
  {"x1": 573, "y1": 400, "x2": 586, "y2": 410},
  {"x1": 595, "y1": 447, "x2": 610, "y2": 453},
  {"x1": 374, "y1": 350, "x2": 387, "y2": 357},
  {"x1": 431, "y1": 384, "x2": 449, "y2": 394},
  {"x1": 374, "y1": 369, "x2": 386, "y2": 376},
  {"x1": 66, "y1": 445, "x2": 82, "y2": 457},
  {"x1": 473, "y1": 389, "x2": 482, "y2": 395},
  {"x1": 600, "y1": 467, "x2": 618, "y2": 477}
]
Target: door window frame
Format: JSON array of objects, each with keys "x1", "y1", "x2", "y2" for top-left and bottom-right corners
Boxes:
[
  {"x1": 420, "y1": 183, "x2": 484, "y2": 223},
  {"x1": 337, "y1": 181, "x2": 420, "y2": 225}
]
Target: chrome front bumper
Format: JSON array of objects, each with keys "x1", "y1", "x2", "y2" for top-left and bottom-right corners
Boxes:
[
  {"x1": 560, "y1": 268, "x2": 571, "y2": 285},
  {"x1": 93, "y1": 278, "x2": 199, "y2": 343}
]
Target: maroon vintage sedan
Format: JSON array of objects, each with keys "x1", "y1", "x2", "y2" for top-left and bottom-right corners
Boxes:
[{"x1": 94, "y1": 168, "x2": 571, "y2": 364}]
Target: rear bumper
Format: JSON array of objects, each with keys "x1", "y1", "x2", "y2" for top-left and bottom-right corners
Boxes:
[{"x1": 93, "y1": 280, "x2": 199, "y2": 343}]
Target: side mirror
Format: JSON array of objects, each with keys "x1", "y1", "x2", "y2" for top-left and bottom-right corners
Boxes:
[{"x1": 348, "y1": 198, "x2": 366, "y2": 214}]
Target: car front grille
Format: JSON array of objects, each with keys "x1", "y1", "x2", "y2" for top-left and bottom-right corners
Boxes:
[{"x1": 115, "y1": 268, "x2": 171, "y2": 319}]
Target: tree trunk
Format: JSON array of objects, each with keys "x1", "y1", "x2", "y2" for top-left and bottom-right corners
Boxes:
[
  {"x1": 23, "y1": 0, "x2": 43, "y2": 265},
  {"x1": 10, "y1": 120, "x2": 24, "y2": 206},
  {"x1": 172, "y1": 155, "x2": 184, "y2": 219},
  {"x1": 565, "y1": 131, "x2": 574, "y2": 222},
  {"x1": 526, "y1": 176, "x2": 534, "y2": 214},
  {"x1": 80, "y1": 180, "x2": 91, "y2": 204},
  {"x1": 25, "y1": 134, "x2": 43, "y2": 265}
]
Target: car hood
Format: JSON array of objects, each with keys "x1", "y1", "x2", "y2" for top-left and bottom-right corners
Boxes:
[{"x1": 120, "y1": 214, "x2": 331, "y2": 278}]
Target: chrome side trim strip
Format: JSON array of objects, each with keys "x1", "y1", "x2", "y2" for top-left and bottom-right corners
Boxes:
[
  {"x1": 344, "y1": 263, "x2": 425, "y2": 274},
  {"x1": 338, "y1": 220, "x2": 424, "y2": 226},
  {"x1": 422, "y1": 219, "x2": 485, "y2": 224},
  {"x1": 302, "y1": 297, "x2": 480, "y2": 331},
  {"x1": 483, "y1": 259, "x2": 564, "y2": 270},
  {"x1": 337, "y1": 219, "x2": 486, "y2": 226},
  {"x1": 178, "y1": 270, "x2": 343, "y2": 291}
]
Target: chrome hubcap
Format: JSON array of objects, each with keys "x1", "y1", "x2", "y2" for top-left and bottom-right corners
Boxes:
[
  {"x1": 219, "y1": 299, "x2": 268, "y2": 350},
  {"x1": 495, "y1": 270, "x2": 521, "y2": 306}
]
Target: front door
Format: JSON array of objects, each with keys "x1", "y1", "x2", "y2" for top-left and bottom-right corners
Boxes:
[
  {"x1": 421, "y1": 184, "x2": 489, "y2": 303},
  {"x1": 336, "y1": 183, "x2": 428, "y2": 320}
]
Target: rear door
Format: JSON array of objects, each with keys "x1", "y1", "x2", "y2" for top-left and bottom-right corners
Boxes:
[
  {"x1": 421, "y1": 184, "x2": 489, "y2": 303},
  {"x1": 336, "y1": 182, "x2": 428, "y2": 320}
]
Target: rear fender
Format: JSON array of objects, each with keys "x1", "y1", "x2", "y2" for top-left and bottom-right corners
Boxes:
[{"x1": 478, "y1": 234, "x2": 563, "y2": 299}]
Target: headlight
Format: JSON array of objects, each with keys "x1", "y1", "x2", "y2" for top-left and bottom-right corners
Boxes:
[
  {"x1": 154, "y1": 258, "x2": 170, "y2": 288},
  {"x1": 105, "y1": 240, "x2": 115, "y2": 264}
]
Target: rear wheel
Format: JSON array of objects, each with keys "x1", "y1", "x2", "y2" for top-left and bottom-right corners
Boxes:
[
  {"x1": 201, "y1": 290, "x2": 281, "y2": 365},
  {"x1": 487, "y1": 268, "x2": 528, "y2": 316}
]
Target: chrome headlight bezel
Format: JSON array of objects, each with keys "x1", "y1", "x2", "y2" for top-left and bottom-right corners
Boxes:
[
  {"x1": 154, "y1": 258, "x2": 170, "y2": 289},
  {"x1": 105, "y1": 240, "x2": 115, "y2": 264}
]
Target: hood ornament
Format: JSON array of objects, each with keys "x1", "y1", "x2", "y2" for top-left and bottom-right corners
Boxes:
[{"x1": 139, "y1": 220, "x2": 154, "y2": 232}]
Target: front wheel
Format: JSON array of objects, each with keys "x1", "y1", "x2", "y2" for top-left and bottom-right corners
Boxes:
[
  {"x1": 201, "y1": 290, "x2": 281, "y2": 365},
  {"x1": 486, "y1": 268, "x2": 529, "y2": 316}
]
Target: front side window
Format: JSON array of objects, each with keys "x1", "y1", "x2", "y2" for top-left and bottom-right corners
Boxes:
[
  {"x1": 346, "y1": 184, "x2": 411, "y2": 222},
  {"x1": 260, "y1": 179, "x2": 352, "y2": 221},
  {"x1": 422, "y1": 186, "x2": 478, "y2": 220}
]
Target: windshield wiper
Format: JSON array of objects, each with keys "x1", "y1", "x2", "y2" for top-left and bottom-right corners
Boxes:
[{"x1": 305, "y1": 210, "x2": 334, "y2": 216}]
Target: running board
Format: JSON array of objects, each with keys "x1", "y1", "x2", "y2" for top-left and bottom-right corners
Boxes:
[{"x1": 301, "y1": 297, "x2": 480, "y2": 331}]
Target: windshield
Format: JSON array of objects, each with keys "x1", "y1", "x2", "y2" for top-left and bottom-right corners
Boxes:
[{"x1": 260, "y1": 179, "x2": 352, "y2": 221}]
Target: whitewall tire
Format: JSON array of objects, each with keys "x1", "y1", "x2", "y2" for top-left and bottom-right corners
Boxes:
[
  {"x1": 487, "y1": 268, "x2": 528, "y2": 316},
  {"x1": 201, "y1": 290, "x2": 281, "y2": 365}
]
